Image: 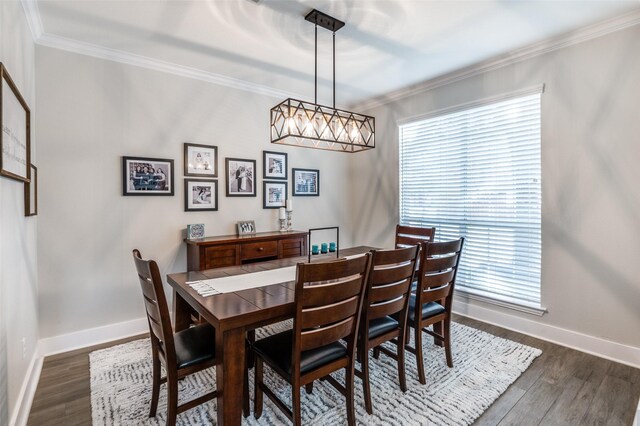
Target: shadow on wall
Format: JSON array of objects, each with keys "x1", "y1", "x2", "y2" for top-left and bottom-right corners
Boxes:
[{"x1": 0, "y1": 311, "x2": 8, "y2": 426}]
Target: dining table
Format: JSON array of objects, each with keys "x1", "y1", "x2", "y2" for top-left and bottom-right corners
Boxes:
[{"x1": 166, "y1": 245, "x2": 375, "y2": 426}]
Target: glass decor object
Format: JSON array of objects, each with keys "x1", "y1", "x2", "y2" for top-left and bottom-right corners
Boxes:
[{"x1": 270, "y1": 9, "x2": 375, "y2": 153}]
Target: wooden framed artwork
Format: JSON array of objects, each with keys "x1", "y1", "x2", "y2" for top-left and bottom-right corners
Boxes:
[
  {"x1": 263, "y1": 181, "x2": 287, "y2": 209},
  {"x1": 292, "y1": 168, "x2": 319, "y2": 196},
  {"x1": 122, "y1": 156, "x2": 174, "y2": 196},
  {"x1": 237, "y1": 220, "x2": 256, "y2": 235},
  {"x1": 185, "y1": 179, "x2": 218, "y2": 211},
  {"x1": 184, "y1": 143, "x2": 218, "y2": 178},
  {"x1": 1, "y1": 63, "x2": 31, "y2": 182},
  {"x1": 263, "y1": 150, "x2": 287, "y2": 180},
  {"x1": 24, "y1": 164, "x2": 37, "y2": 216},
  {"x1": 225, "y1": 157, "x2": 256, "y2": 197}
]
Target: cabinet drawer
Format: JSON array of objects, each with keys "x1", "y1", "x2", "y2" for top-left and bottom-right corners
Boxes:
[
  {"x1": 203, "y1": 245, "x2": 237, "y2": 269},
  {"x1": 240, "y1": 241, "x2": 278, "y2": 261},
  {"x1": 280, "y1": 237, "x2": 305, "y2": 258}
]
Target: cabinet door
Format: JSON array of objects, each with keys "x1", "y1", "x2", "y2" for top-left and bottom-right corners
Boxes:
[
  {"x1": 203, "y1": 245, "x2": 238, "y2": 269},
  {"x1": 280, "y1": 237, "x2": 306, "y2": 258}
]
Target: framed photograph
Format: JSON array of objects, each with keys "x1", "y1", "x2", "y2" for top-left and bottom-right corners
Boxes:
[
  {"x1": 263, "y1": 150, "x2": 287, "y2": 180},
  {"x1": 225, "y1": 158, "x2": 256, "y2": 197},
  {"x1": 292, "y1": 168, "x2": 319, "y2": 196},
  {"x1": 24, "y1": 164, "x2": 37, "y2": 216},
  {"x1": 122, "y1": 156, "x2": 174, "y2": 196},
  {"x1": 185, "y1": 179, "x2": 218, "y2": 211},
  {"x1": 184, "y1": 143, "x2": 217, "y2": 177},
  {"x1": 237, "y1": 220, "x2": 256, "y2": 235},
  {"x1": 1, "y1": 63, "x2": 31, "y2": 183},
  {"x1": 263, "y1": 181, "x2": 287, "y2": 209},
  {"x1": 186, "y1": 223, "x2": 205, "y2": 239}
]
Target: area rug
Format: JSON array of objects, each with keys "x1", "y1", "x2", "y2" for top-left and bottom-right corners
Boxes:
[{"x1": 90, "y1": 322, "x2": 541, "y2": 425}]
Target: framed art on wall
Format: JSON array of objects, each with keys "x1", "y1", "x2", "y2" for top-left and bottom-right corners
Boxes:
[
  {"x1": 24, "y1": 164, "x2": 37, "y2": 216},
  {"x1": 263, "y1": 150, "x2": 287, "y2": 180},
  {"x1": 122, "y1": 156, "x2": 174, "y2": 196},
  {"x1": 292, "y1": 168, "x2": 319, "y2": 196},
  {"x1": 225, "y1": 158, "x2": 256, "y2": 197},
  {"x1": 185, "y1": 179, "x2": 218, "y2": 211},
  {"x1": 184, "y1": 143, "x2": 218, "y2": 177},
  {"x1": 263, "y1": 181, "x2": 287, "y2": 209},
  {"x1": 1, "y1": 63, "x2": 30, "y2": 183}
]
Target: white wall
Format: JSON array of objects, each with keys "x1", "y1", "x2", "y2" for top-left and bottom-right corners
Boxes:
[
  {"x1": 349, "y1": 24, "x2": 640, "y2": 350},
  {"x1": 0, "y1": 1, "x2": 39, "y2": 423},
  {"x1": 35, "y1": 46, "x2": 354, "y2": 340}
]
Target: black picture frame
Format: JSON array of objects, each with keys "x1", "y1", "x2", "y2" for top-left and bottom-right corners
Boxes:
[
  {"x1": 263, "y1": 150, "x2": 287, "y2": 180},
  {"x1": 184, "y1": 179, "x2": 218, "y2": 211},
  {"x1": 122, "y1": 156, "x2": 174, "y2": 196},
  {"x1": 184, "y1": 143, "x2": 218, "y2": 178},
  {"x1": 1, "y1": 63, "x2": 31, "y2": 183},
  {"x1": 225, "y1": 157, "x2": 256, "y2": 197},
  {"x1": 263, "y1": 181, "x2": 287, "y2": 209},
  {"x1": 292, "y1": 168, "x2": 319, "y2": 196},
  {"x1": 24, "y1": 164, "x2": 37, "y2": 216}
]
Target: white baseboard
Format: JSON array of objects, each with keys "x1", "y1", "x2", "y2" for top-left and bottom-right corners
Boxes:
[
  {"x1": 38, "y1": 317, "x2": 148, "y2": 357},
  {"x1": 454, "y1": 297, "x2": 640, "y2": 369},
  {"x1": 9, "y1": 351, "x2": 42, "y2": 426}
]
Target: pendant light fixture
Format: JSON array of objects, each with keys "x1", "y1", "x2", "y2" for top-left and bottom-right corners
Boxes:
[{"x1": 270, "y1": 9, "x2": 375, "y2": 153}]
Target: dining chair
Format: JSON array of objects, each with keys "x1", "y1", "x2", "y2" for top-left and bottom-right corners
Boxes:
[
  {"x1": 252, "y1": 254, "x2": 372, "y2": 426},
  {"x1": 395, "y1": 224, "x2": 436, "y2": 248},
  {"x1": 404, "y1": 238, "x2": 464, "y2": 384},
  {"x1": 356, "y1": 245, "x2": 419, "y2": 414},
  {"x1": 132, "y1": 249, "x2": 217, "y2": 426}
]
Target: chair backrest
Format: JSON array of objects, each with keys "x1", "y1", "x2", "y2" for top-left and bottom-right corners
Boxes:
[
  {"x1": 395, "y1": 224, "x2": 436, "y2": 248},
  {"x1": 415, "y1": 238, "x2": 464, "y2": 312},
  {"x1": 132, "y1": 249, "x2": 175, "y2": 359},
  {"x1": 292, "y1": 254, "x2": 372, "y2": 363},
  {"x1": 363, "y1": 245, "x2": 420, "y2": 327}
]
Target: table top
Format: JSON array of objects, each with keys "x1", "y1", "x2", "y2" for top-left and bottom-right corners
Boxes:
[{"x1": 167, "y1": 246, "x2": 374, "y2": 332}]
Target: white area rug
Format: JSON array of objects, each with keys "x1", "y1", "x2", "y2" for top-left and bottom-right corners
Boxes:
[{"x1": 90, "y1": 322, "x2": 541, "y2": 425}]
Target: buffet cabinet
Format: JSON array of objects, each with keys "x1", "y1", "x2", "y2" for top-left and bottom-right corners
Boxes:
[{"x1": 185, "y1": 230, "x2": 308, "y2": 271}]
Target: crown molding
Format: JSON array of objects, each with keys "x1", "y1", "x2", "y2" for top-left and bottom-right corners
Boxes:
[
  {"x1": 20, "y1": 0, "x2": 43, "y2": 41},
  {"x1": 354, "y1": 8, "x2": 640, "y2": 111}
]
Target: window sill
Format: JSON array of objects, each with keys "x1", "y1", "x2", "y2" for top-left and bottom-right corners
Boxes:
[{"x1": 454, "y1": 287, "x2": 547, "y2": 316}]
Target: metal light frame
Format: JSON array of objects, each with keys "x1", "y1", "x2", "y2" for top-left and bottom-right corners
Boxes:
[{"x1": 270, "y1": 9, "x2": 375, "y2": 153}]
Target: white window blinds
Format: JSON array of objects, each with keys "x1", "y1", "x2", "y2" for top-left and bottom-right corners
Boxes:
[{"x1": 399, "y1": 92, "x2": 542, "y2": 308}]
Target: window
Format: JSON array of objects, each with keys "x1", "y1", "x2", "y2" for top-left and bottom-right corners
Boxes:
[{"x1": 399, "y1": 89, "x2": 542, "y2": 312}]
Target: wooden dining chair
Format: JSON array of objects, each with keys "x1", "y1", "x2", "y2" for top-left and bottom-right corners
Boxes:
[
  {"x1": 132, "y1": 249, "x2": 217, "y2": 426},
  {"x1": 404, "y1": 238, "x2": 464, "y2": 384},
  {"x1": 252, "y1": 254, "x2": 372, "y2": 426},
  {"x1": 395, "y1": 224, "x2": 436, "y2": 248},
  {"x1": 356, "y1": 245, "x2": 419, "y2": 415}
]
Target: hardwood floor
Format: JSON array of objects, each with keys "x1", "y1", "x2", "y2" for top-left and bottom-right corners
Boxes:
[{"x1": 27, "y1": 316, "x2": 640, "y2": 425}]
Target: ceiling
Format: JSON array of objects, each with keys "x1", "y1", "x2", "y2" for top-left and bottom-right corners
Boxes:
[{"x1": 33, "y1": 0, "x2": 640, "y2": 105}]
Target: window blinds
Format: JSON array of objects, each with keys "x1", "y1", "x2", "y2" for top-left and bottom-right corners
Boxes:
[{"x1": 399, "y1": 93, "x2": 542, "y2": 307}]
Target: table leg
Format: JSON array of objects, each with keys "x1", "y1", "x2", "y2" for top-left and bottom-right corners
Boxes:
[
  {"x1": 216, "y1": 327, "x2": 246, "y2": 426},
  {"x1": 173, "y1": 290, "x2": 192, "y2": 332}
]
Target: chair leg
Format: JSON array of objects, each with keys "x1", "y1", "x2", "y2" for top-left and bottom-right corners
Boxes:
[
  {"x1": 243, "y1": 362, "x2": 250, "y2": 417},
  {"x1": 372, "y1": 346, "x2": 380, "y2": 359},
  {"x1": 397, "y1": 329, "x2": 408, "y2": 392},
  {"x1": 433, "y1": 321, "x2": 444, "y2": 347},
  {"x1": 166, "y1": 371, "x2": 179, "y2": 426},
  {"x1": 444, "y1": 318, "x2": 453, "y2": 368},
  {"x1": 305, "y1": 383, "x2": 314, "y2": 394},
  {"x1": 362, "y1": 347, "x2": 373, "y2": 414},
  {"x1": 254, "y1": 357, "x2": 263, "y2": 419},
  {"x1": 415, "y1": 323, "x2": 426, "y2": 385},
  {"x1": 345, "y1": 367, "x2": 356, "y2": 426},
  {"x1": 292, "y1": 385, "x2": 302, "y2": 426},
  {"x1": 149, "y1": 352, "x2": 160, "y2": 417}
]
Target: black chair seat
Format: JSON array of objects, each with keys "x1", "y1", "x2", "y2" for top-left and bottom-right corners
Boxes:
[
  {"x1": 174, "y1": 324, "x2": 216, "y2": 369},
  {"x1": 253, "y1": 330, "x2": 347, "y2": 377},
  {"x1": 407, "y1": 295, "x2": 445, "y2": 323},
  {"x1": 368, "y1": 316, "x2": 399, "y2": 339}
]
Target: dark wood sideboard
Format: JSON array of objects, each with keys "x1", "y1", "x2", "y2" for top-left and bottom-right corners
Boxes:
[{"x1": 185, "y1": 230, "x2": 308, "y2": 271}]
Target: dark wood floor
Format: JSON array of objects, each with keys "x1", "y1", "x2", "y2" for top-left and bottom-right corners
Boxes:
[{"x1": 27, "y1": 315, "x2": 640, "y2": 425}]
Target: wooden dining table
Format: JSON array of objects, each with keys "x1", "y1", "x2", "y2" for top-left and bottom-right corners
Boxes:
[{"x1": 166, "y1": 245, "x2": 374, "y2": 426}]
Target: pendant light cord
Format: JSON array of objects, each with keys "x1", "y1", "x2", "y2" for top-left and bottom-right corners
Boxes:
[
  {"x1": 333, "y1": 31, "x2": 336, "y2": 109},
  {"x1": 314, "y1": 24, "x2": 318, "y2": 105}
]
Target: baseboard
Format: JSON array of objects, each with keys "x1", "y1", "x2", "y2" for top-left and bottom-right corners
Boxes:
[
  {"x1": 9, "y1": 351, "x2": 42, "y2": 426},
  {"x1": 38, "y1": 317, "x2": 148, "y2": 357},
  {"x1": 454, "y1": 297, "x2": 640, "y2": 369}
]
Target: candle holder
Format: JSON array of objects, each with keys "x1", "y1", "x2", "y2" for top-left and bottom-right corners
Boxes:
[
  {"x1": 279, "y1": 218, "x2": 287, "y2": 232},
  {"x1": 286, "y1": 210, "x2": 293, "y2": 231}
]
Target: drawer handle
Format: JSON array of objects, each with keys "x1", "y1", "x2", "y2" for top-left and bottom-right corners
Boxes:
[{"x1": 257, "y1": 247, "x2": 264, "y2": 252}]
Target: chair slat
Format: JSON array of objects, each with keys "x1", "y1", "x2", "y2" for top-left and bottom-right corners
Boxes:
[
  {"x1": 370, "y1": 262, "x2": 415, "y2": 286},
  {"x1": 301, "y1": 296, "x2": 359, "y2": 330},
  {"x1": 369, "y1": 279, "x2": 411, "y2": 303},
  {"x1": 423, "y1": 269, "x2": 456, "y2": 288},
  {"x1": 299, "y1": 256, "x2": 369, "y2": 283},
  {"x1": 302, "y1": 276, "x2": 362, "y2": 307},
  {"x1": 421, "y1": 284, "x2": 451, "y2": 302},
  {"x1": 423, "y1": 254, "x2": 459, "y2": 273},
  {"x1": 369, "y1": 296, "x2": 406, "y2": 319},
  {"x1": 300, "y1": 317, "x2": 354, "y2": 351}
]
